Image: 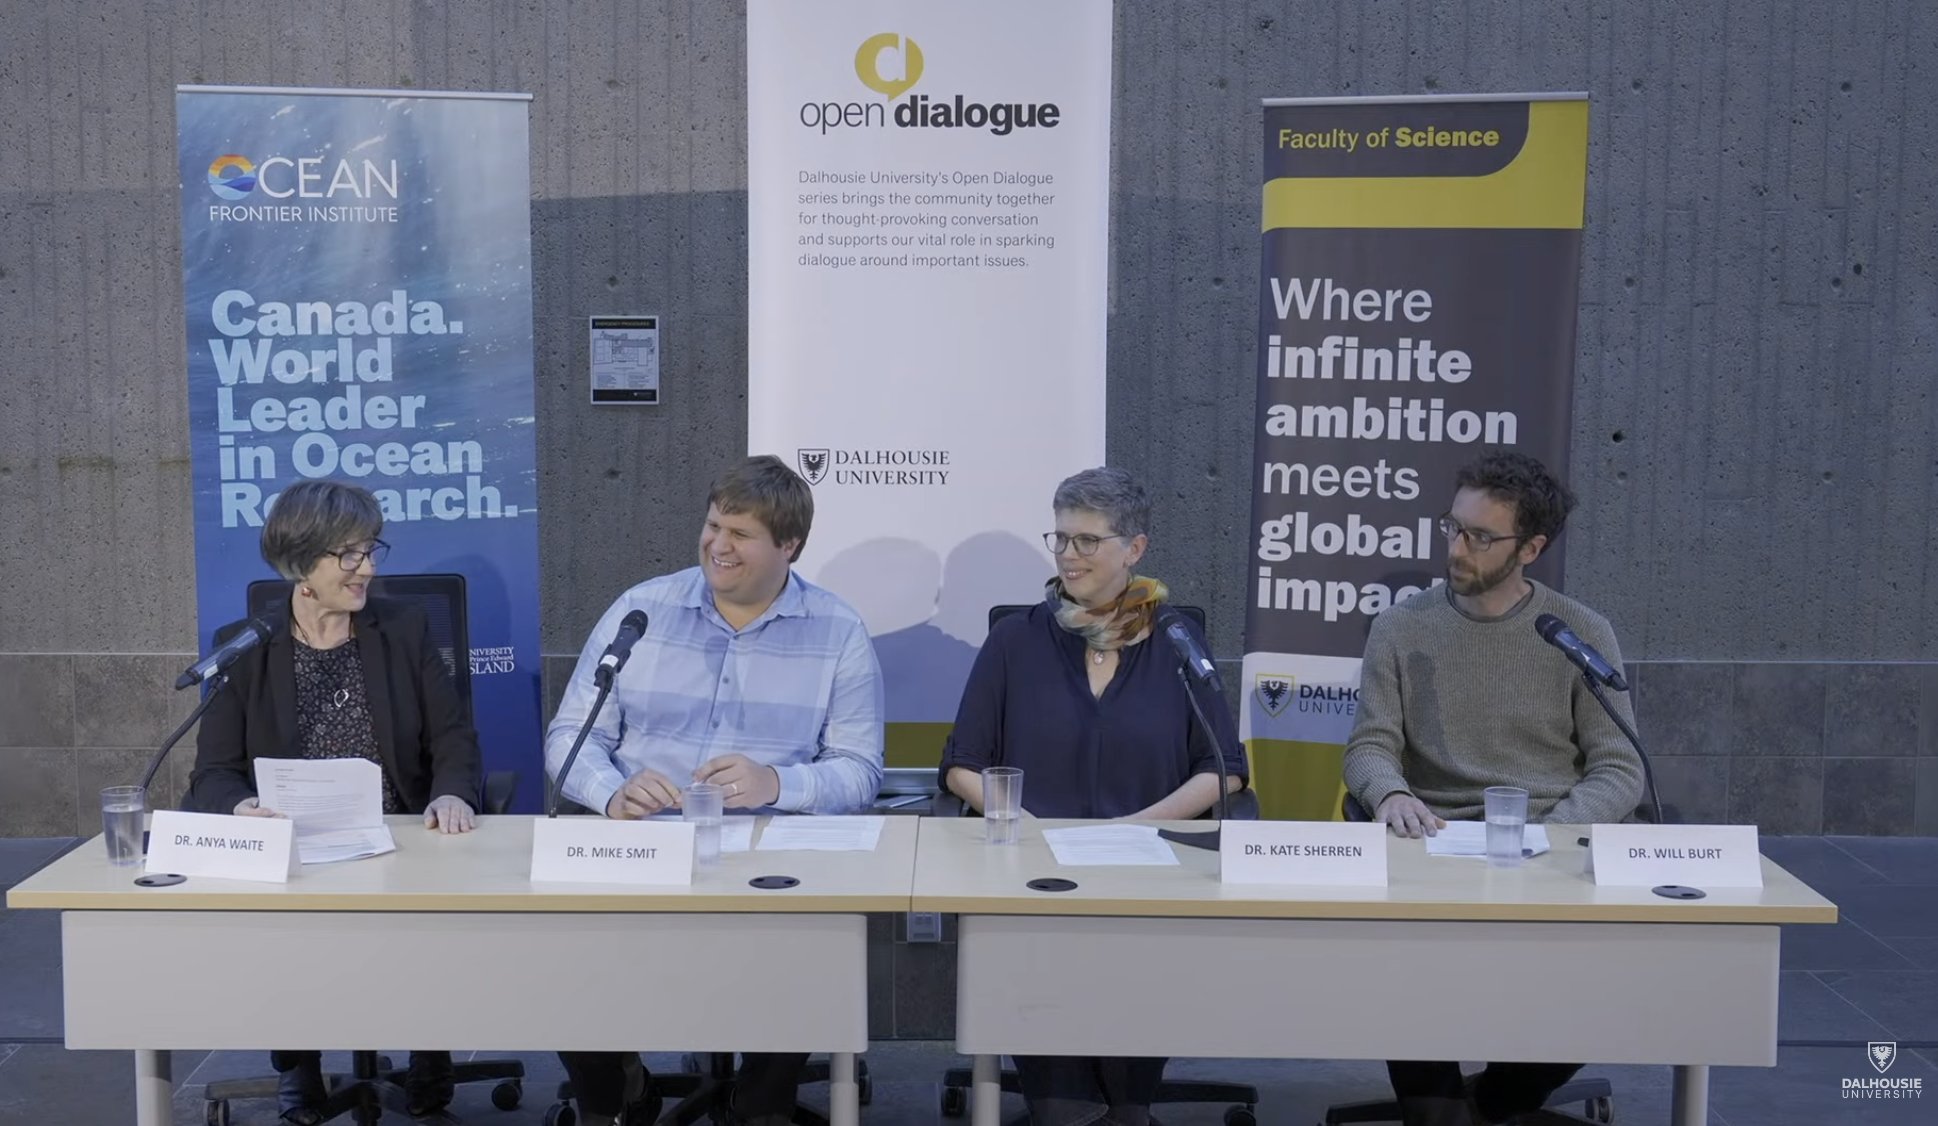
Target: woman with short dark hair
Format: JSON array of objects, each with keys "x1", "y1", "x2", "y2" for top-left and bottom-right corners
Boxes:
[
  {"x1": 939, "y1": 466, "x2": 1249, "y2": 1126},
  {"x1": 188, "y1": 478, "x2": 482, "y2": 1124}
]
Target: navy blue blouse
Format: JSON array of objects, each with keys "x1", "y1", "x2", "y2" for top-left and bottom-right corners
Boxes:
[{"x1": 937, "y1": 602, "x2": 1249, "y2": 818}]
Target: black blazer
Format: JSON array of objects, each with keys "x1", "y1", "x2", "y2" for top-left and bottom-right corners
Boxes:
[{"x1": 186, "y1": 597, "x2": 483, "y2": 817}]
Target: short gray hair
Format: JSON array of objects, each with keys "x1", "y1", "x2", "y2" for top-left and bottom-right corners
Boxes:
[
  {"x1": 1052, "y1": 467, "x2": 1151, "y2": 540},
  {"x1": 260, "y1": 480, "x2": 384, "y2": 580}
]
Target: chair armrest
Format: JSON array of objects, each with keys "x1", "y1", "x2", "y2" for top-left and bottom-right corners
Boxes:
[
  {"x1": 483, "y1": 771, "x2": 518, "y2": 815},
  {"x1": 1342, "y1": 791, "x2": 1372, "y2": 822},
  {"x1": 933, "y1": 790, "x2": 967, "y2": 818},
  {"x1": 1222, "y1": 788, "x2": 1261, "y2": 822}
]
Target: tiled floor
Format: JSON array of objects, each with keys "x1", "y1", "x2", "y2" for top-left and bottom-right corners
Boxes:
[{"x1": 3, "y1": 835, "x2": 1936, "y2": 1124}]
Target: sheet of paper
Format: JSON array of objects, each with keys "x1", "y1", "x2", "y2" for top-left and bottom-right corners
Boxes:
[
  {"x1": 754, "y1": 815, "x2": 885, "y2": 852},
  {"x1": 1043, "y1": 824, "x2": 1181, "y2": 867},
  {"x1": 1424, "y1": 821, "x2": 1552, "y2": 859},
  {"x1": 254, "y1": 758, "x2": 384, "y2": 832},
  {"x1": 648, "y1": 814, "x2": 756, "y2": 853},
  {"x1": 297, "y1": 826, "x2": 397, "y2": 865}
]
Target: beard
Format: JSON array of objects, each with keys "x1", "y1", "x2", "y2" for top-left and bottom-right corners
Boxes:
[{"x1": 1446, "y1": 552, "x2": 1520, "y2": 597}]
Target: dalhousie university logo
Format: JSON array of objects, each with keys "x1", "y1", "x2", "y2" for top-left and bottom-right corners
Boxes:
[
  {"x1": 797, "y1": 449, "x2": 830, "y2": 485},
  {"x1": 1255, "y1": 674, "x2": 1295, "y2": 719},
  {"x1": 1870, "y1": 1042, "x2": 1897, "y2": 1074}
]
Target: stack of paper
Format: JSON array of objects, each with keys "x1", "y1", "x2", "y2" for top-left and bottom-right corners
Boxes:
[
  {"x1": 254, "y1": 758, "x2": 396, "y2": 865},
  {"x1": 1042, "y1": 824, "x2": 1180, "y2": 867},
  {"x1": 755, "y1": 815, "x2": 885, "y2": 852},
  {"x1": 1424, "y1": 821, "x2": 1552, "y2": 860}
]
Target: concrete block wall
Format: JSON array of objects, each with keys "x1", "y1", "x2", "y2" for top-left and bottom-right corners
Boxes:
[{"x1": 2, "y1": 2, "x2": 1935, "y2": 841}]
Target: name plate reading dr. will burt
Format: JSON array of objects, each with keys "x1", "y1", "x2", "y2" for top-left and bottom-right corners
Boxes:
[
  {"x1": 530, "y1": 818, "x2": 695, "y2": 886},
  {"x1": 1591, "y1": 824, "x2": 1763, "y2": 889},
  {"x1": 1221, "y1": 821, "x2": 1388, "y2": 886}
]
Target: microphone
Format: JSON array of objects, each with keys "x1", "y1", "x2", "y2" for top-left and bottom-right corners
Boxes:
[
  {"x1": 1161, "y1": 610, "x2": 1224, "y2": 693},
  {"x1": 552, "y1": 609, "x2": 648, "y2": 817},
  {"x1": 174, "y1": 616, "x2": 274, "y2": 690},
  {"x1": 1535, "y1": 613, "x2": 1628, "y2": 692},
  {"x1": 1155, "y1": 607, "x2": 1233, "y2": 850},
  {"x1": 1534, "y1": 614, "x2": 1664, "y2": 825},
  {"x1": 594, "y1": 609, "x2": 649, "y2": 688}
]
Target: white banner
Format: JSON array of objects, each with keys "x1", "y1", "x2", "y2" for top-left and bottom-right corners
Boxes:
[{"x1": 748, "y1": 0, "x2": 1112, "y2": 723}]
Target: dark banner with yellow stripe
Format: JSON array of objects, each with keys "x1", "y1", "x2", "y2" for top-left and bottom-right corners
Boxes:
[{"x1": 1239, "y1": 95, "x2": 1589, "y2": 821}]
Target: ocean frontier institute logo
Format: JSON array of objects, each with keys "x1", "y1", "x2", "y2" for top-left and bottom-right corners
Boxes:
[
  {"x1": 208, "y1": 154, "x2": 257, "y2": 201},
  {"x1": 1255, "y1": 674, "x2": 1295, "y2": 719},
  {"x1": 1841, "y1": 1041, "x2": 1921, "y2": 1100},
  {"x1": 797, "y1": 449, "x2": 830, "y2": 485}
]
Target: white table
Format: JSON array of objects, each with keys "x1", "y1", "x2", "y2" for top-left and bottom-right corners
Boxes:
[
  {"x1": 6, "y1": 814, "x2": 920, "y2": 1126},
  {"x1": 911, "y1": 817, "x2": 1837, "y2": 1126}
]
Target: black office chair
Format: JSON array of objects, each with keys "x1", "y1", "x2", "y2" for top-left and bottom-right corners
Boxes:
[
  {"x1": 542, "y1": 1052, "x2": 873, "y2": 1125},
  {"x1": 1326, "y1": 793, "x2": 1614, "y2": 1126},
  {"x1": 937, "y1": 603, "x2": 1261, "y2": 1126},
  {"x1": 201, "y1": 575, "x2": 527, "y2": 1126}
]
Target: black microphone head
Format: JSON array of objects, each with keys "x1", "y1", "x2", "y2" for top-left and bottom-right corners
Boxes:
[
  {"x1": 620, "y1": 609, "x2": 648, "y2": 634},
  {"x1": 1535, "y1": 613, "x2": 1566, "y2": 642},
  {"x1": 247, "y1": 615, "x2": 276, "y2": 642}
]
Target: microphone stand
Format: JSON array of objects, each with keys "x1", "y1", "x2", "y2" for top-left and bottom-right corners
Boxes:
[
  {"x1": 140, "y1": 672, "x2": 232, "y2": 793},
  {"x1": 548, "y1": 677, "x2": 615, "y2": 817},
  {"x1": 1581, "y1": 671, "x2": 1665, "y2": 825},
  {"x1": 1158, "y1": 665, "x2": 1234, "y2": 852}
]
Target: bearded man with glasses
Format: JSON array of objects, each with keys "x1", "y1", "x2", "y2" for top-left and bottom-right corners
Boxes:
[{"x1": 1342, "y1": 450, "x2": 1644, "y2": 1126}]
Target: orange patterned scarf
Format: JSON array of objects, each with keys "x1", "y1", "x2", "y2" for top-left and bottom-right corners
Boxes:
[{"x1": 1046, "y1": 575, "x2": 1170, "y2": 652}]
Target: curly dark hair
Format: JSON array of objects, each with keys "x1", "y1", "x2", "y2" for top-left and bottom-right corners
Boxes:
[{"x1": 1453, "y1": 449, "x2": 1576, "y2": 547}]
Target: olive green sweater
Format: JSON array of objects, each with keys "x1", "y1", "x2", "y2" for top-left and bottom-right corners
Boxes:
[{"x1": 1342, "y1": 580, "x2": 1645, "y2": 824}]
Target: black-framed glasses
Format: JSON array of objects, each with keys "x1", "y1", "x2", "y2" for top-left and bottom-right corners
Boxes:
[
  {"x1": 1435, "y1": 516, "x2": 1522, "y2": 552},
  {"x1": 1043, "y1": 531, "x2": 1124, "y2": 557},
  {"x1": 332, "y1": 539, "x2": 390, "y2": 570}
]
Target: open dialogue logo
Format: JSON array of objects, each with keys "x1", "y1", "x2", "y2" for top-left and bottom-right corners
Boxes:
[{"x1": 799, "y1": 32, "x2": 1060, "y2": 136}]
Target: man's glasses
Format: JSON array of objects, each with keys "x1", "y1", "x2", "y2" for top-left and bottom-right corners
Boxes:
[
  {"x1": 1043, "y1": 532, "x2": 1125, "y2": 557},
  {"x1": 331, "y1": 539, "x2": 390, "y2": 570},
  {"x1": 1435, "y1": 517, "x2": 1522, "y2": 552}
]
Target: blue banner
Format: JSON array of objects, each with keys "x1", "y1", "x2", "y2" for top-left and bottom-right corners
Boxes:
[{"x1": 177, "y1": 87, "x2": 543, "y2": 810}]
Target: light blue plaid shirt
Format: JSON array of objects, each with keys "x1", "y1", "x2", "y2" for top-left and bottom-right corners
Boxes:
[{"x1": 546, "y1": 566, "x2": 885, "y2": 817}]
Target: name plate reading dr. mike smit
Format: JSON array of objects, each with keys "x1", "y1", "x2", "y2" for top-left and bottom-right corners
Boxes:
[
  {"x1": 1221, "y1": 821, "x2": 1388, "y2": 886},
  {"x1": 530, "y1": 818, "x2": 695, "y2": 886}
]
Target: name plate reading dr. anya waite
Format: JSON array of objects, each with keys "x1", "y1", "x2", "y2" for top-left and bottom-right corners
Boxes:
[
  {"x1": 145, "y1": 810, "x2": 296, "y2": 882},
  {"x1": 530, "y1": 818, "x2": 695, "y2": 886},
  {"x1": 1221, "y1": 821, "x2": 1388, "y2": 886},
  {"x1": 1590, "y1": 824, "x2": 1763, "y2": 889}
]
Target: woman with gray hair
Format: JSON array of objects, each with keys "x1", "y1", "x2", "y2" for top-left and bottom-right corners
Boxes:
[
  {"x1": 188, "y1": 478, "x2": 481, "y2": 1124},
  {"x1": 939, "y1": 466, "x2": 1248, "y2": 1126}
]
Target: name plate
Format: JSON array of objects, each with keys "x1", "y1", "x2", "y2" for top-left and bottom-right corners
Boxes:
[
  {"x1": 1222, "y1": 821, "x2": 1388, "y2": 886},
  {"x1": 145, "y1": 811, "x2": 296, "y2": 883},
  {"x1": 1591, "y1": 824, "x2": 1763, "y2": 889},
  {"x1": 530, "y1": 818, "x2": 695, "y2": 885}
]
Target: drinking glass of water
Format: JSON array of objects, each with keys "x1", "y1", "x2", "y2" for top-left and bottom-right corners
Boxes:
[
  {"x1": 684, "y1": 782, "x2": 725, "y2": 866},
  {"x1": 1484, "y1": 786, "x2": 1529, "y2": 868},
  {"x1": 982, "y1": 767, "x2": 1023, "y2": 845},
  {"x1": 101, "y1": 785, "x2": 146, "y2": 867}
]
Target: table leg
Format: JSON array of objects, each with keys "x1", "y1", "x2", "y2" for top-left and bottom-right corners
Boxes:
[
  {"x1": 133, "y1": 1049, "x2": 171, "y2": 1126},
  {"x1": 827, "y1": 1051, "x2": 859, "y2": 1126},
  {"x1": 971, "y1": 1053, "x2": 1001, "y2": 1126},
  {"x1": 1671, "y1": 1063, "x2": 1709, "y2": 1126}
]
